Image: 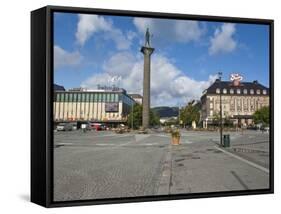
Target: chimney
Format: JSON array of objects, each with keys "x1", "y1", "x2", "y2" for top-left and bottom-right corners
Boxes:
[{"x1": 253, "y1": 80, "x2": 258, "y2": 84}]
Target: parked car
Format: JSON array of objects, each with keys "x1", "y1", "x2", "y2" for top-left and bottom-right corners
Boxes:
[
  {"x1": 90, "y1": 123, "x2": 102, "y2": 131},
  {"x1": 100, "y1": 124, "x2": 107, "y2": 130},
  {"x1": 69, "y1": 122, "x2": 77, "y2": 130},
  {"x1": 261, "y1": 126, "x2": 270, "y2": 132},
  {"x1": 56, "y1": 123, "x2": 73, "y2": 131}
]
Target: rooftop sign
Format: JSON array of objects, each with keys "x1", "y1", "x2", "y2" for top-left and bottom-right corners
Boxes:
[{"x1": 230, "y1": 73, "x2": 243, "y2": 86}]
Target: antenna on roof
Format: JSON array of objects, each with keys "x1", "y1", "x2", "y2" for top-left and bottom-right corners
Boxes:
[{"x1": 218, "y1": 72, "x2": 222, "y2": 81}]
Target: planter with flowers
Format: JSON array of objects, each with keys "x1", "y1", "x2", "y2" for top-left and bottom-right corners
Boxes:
[{"x1": 171, "y1": 129, "x2": 181, "y2": 145}]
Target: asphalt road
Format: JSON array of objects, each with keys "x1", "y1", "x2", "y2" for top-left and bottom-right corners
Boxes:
[{"x1": 53, "y1": 129, "x2": 270, "y2": 201}]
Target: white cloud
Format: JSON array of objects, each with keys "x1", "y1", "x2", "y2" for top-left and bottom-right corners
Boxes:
[
  {"x1": 76, "y1": 14, "x2": 111, "y2": 46},
  {"x1": 54, "y1": 45, "x2": 82, "y2": 69},
  {"x1": 105, "y1": 28, "x2": 131, "y2": 50},
  {"x1": 76, "y1": 14, "x2": 130, "y2": 50},
  {"x1": 133, "y1": 18, "x2": 205, "y2": 45},
  {"x1": 81, "y1": 51, "x2": 217, "y2": 106},
  {"x1": 209, "y1": 23, "x2": 237, "y2": 55}
]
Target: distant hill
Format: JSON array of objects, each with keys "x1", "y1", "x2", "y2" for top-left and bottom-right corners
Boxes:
[{"x1": 152, "y1": 106, "x2": 179, "y2": 118}]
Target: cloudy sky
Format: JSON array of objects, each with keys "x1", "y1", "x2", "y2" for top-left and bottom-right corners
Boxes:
[{"x1": 54, "y1": 12, "x2": 269, "y2": 106}]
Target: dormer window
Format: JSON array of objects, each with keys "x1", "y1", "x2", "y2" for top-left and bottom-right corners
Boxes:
[
  {"x1": 216, "y1": 88, "x2": 220, "y2": 94},
  {"x1": 230, "y1": 89, "x2": 234, "y2": 94},
  {"x1": 223, "y1": 89, "x2": 227, "y2": 94},
  {"x1": 250, "y1": 89, "x2": 254, "y2": 94},
  {"x1": 237, "y1": 89, "x2": 241, "y2": 94},
  {"x1": 257, "y1": 89, "x2": 261, "y2": 94},
  {"x1": 243, "y1": 89, "x2": 248, "y2": 94},
  {"x1": 263, "y1": 90, "x2": 267, "y2": 95}
]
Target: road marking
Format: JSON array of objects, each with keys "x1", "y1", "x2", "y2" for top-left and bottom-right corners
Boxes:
[
  {"x1": 214, "y1": 146, "x2": 269, "y2": 174},
  {"x1": 143, "y1": 143, "x2": 159, "y2": 146},
  {"x1": 95, "y1": 144, "x2": 115, "y2": 146},
  {"x1": 119, "y1": 140, "x2": 137, "y2": 147},
  {"x1": 95, "y1": 134, "x2": 131, "y2": 138}
]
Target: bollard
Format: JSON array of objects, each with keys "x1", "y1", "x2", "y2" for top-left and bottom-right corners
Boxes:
[{"x1": 223, "y1": 134, "x2": 230, "y2": 147}]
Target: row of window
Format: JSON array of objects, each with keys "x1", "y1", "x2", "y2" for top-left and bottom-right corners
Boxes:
[
  {"x1": 54, "y1": 92, "x2": 120, "y2": 103},
  {"x1": 54, "y1": 92, "x2": 136, "y2": 105},
  {"x1": 216, "y1": 88, "x2": 267, "y2": 95}
]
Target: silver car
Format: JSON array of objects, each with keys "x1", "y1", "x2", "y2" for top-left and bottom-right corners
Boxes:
[{"x1": 56, "y1": 123, "x2": 73, "y2": 131}]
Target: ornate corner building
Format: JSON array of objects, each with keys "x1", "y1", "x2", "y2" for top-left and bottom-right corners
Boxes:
[{"x1": 200, "y1": 77, "x2": 269, "y2": 128}]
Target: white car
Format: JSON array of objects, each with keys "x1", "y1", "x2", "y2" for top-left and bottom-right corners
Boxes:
[{"x1": 57, "y1": 123, "x2": 73, "y2": 131}]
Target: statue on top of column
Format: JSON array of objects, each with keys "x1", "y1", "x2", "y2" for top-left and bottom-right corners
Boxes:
[{"x1": 145, "y1": 28, "x2": 151, "y2": 47}]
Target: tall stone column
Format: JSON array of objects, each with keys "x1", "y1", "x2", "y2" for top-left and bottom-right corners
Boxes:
[{"x1": 141, "y1": 46, "x2": 154, "y2": 129}]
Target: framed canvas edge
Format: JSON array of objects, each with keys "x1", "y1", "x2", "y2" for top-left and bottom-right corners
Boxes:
[{"x1": 31, "y1": 5, "x2": 274, "y2": 208}]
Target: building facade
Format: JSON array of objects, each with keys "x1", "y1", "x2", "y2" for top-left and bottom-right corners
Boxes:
[
  {"x1": 53, "y1": 86, "x2": 135, "y2": 125},
  {"x1": 129, "y1": 94, "x2": 143, "y2": 105},
  {"x1": 201, "y1": 78, "x2": 269, "y2": 127}
]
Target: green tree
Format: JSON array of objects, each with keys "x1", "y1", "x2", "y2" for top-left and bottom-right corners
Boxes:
[
  {"x1": 253, "y1": 106, "x2": 269, "y2": 125},
  {"x1": 127, "y1": 103, "x2": 142, "y2": 129},
  {"x1": 180, "y1": 102, "x2": 200, "y2": 126},
  {"x1": 212, "y1": 111, "x2": 220, "y2": 124},
  {"x1": 150, "y1": 109, "x2": 160, "y2": 126},
  {"x1": 127, "y1": 104, "x2": 160, "y2": 129}
]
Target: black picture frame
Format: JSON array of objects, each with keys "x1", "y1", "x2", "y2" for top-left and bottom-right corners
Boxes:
[{"x1": 31, "y1": 5, "x2": 274, "y2": 208}]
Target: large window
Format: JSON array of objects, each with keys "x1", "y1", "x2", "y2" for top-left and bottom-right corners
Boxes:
[
  {"x1": 102, "y1": 94, "x2": 106, "y2": 102},
  {"x1": 106, "y1": 93, "x2": 111, "y2": 102},
  {"x1": 69, "y1": 93, "x2": 73, "y2": 102},
  {"x1": 81, "y1": 93, "x2": 85, "y2": 102},
  {"x1": 110, "y1": 93, "x2": 115, "y2": 102},
  {"x1": 86, "y1": 93, "x2": 90, "y2": 102},
  {"x1": 73, "y1": 93, "x2": 77, "y2": 102},
  {"x1": 90, "y1": 93, "x2": 93, "y2": 102},
  {"x1": 60, "y1": 93, "x2": 64, "y2": 102},
  {"x1": 65, "y1": 93, "x2": 69, "y2": 102},
  {"x1": 56, "y1": 93, "x2": 60, "y2": 102}
]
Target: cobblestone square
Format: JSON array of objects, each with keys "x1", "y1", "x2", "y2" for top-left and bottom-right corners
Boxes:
[{"x1": 53, "y1": 129, "x2": 270, "y2": 201}]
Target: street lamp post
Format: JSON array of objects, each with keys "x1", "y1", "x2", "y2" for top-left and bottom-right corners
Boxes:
[
  {"x1": 178, "y1": 103, "x2": 181, "y2": 128},
  {"x1": 218, "y1": 72, "x2": 223, "y2": 146},
  {"x1": 131, "y1": 103, "x2": 134, "y2": 130}
]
